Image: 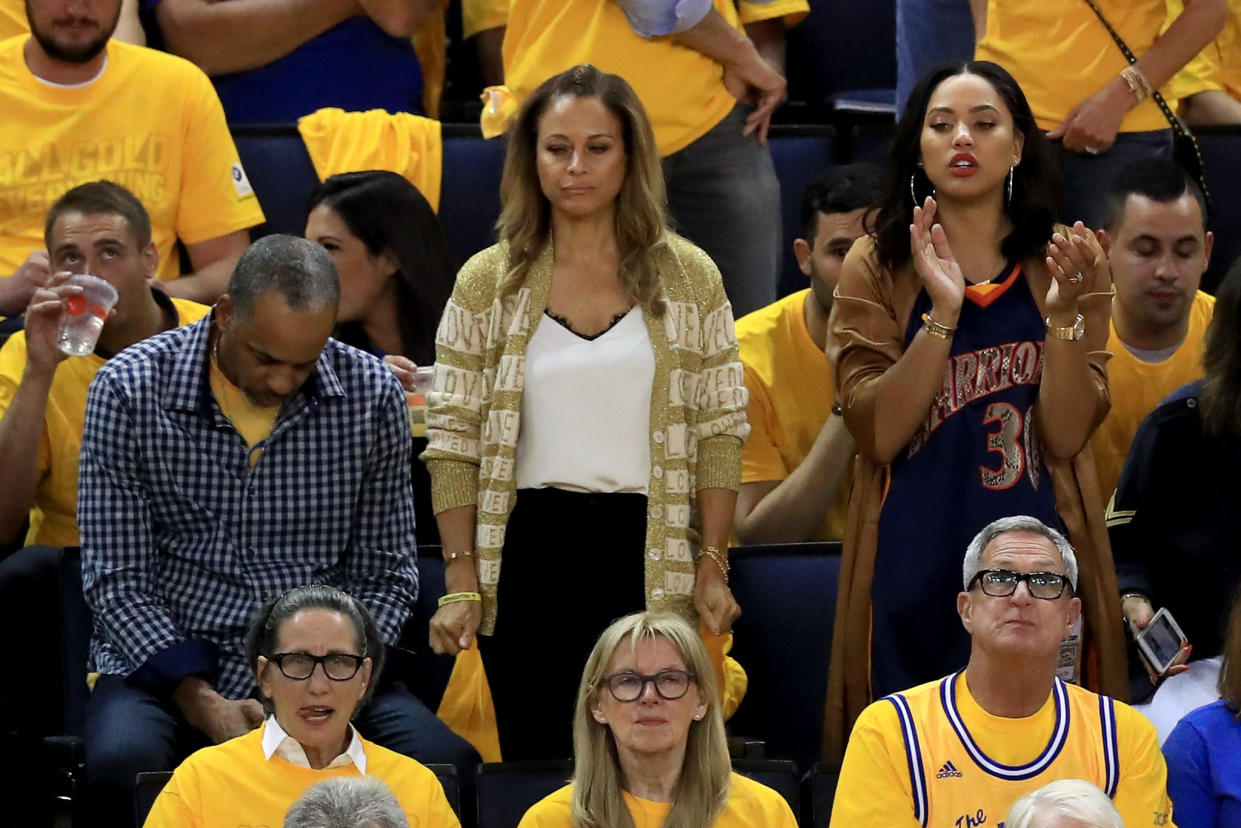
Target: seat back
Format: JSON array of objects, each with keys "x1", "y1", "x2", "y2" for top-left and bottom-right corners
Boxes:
[
  {"x1": 424, "y1": 763, "x2": 462, "y2": 818},
  {"x1": 440, "y1": 125, "x2": 507, "y2": 269},
  {"x1": 767, "y1": 128, "x2": 837, "y2": 299},
  {"x1": 1199, "y1": 125, "x2": 1241, "y2": 292},
  {"x1": 134, "y1": 770, "x2": 172, "y2": 827},
  {"x1": 732, "y1": 758, "x2": 801, "y2": 817},
  {"x1": 726, "y1": 543, "x2": 842, "y2": 770},
  {"x1": 805, "y1": 761, "x2": 840, "y2": 828},
  {"x1": 475, "y1": 760, "x2": 573, "y2": 828},
  {"x1": 786, "y1": 0, "x2": 896, "y2": 112},
  {"x1": 231, "y1": 125, "x2": 320, "y2": 239}
]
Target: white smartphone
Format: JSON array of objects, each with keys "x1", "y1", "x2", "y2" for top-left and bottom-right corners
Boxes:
[{"x1": 1135, "y1": 607, "x2": 1189, "y2": 676}]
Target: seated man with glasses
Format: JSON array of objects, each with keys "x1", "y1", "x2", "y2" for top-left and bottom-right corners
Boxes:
[
  {"x1": 145, "y1": 585, "x2": 458, "y2": 827},
  {"x1": 831, "y1": 515, "x2": 1175, "y2": 827}
]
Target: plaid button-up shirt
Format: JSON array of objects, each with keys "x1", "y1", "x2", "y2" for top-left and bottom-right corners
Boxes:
[{"x1": 78, "y1": 314, "x2": 418, "y2": 699}]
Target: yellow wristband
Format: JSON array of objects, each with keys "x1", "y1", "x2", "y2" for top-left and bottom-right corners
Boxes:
[{"x1": 437, "y1": 591, "x2": 482, "y2": 607}]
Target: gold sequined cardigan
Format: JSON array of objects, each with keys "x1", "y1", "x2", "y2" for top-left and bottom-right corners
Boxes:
[{"x1": 422, "y1": 236, "x2": 750, "y2": 635}]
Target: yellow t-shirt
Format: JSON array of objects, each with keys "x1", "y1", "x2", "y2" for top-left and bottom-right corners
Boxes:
[
  {"x1": 976, "y1": 0, "x2": 1168, "y2": 132},
  {"x1": 0, "y1": 37, "x2": 265, "y2": 283},
  {"x1": 0, "y1": 0, "x2": 24, "y2": 42},
  {"x1": 1169, "y1": 0, "x2": 1241, "y2": 102},
  {"x1": 496, "y1": 0, "x2": 807, "y2": 156},
  {"x1": 735, "y1": 288, "x2": 849, "y2": 541},
  {"x1": 143, "y1": 726, "x2": 461, "y2": 828},
  {"x1": 518, "y1": 773, "x2": 799, "y2": 828},
  {"x1": 0, "y1": 296, "x2": 209, "y2": 547},
  {"x1": 831, "y1": 671, "x2": 1175, "y2": 827},
  {"x1": 208, "y1": 357, "x2": 280, "y2": 467},
  {"x1": 1091, "y1": 289, "x2": 1214, "y2": 501}
]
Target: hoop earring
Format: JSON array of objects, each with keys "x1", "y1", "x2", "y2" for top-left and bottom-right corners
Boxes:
[
  {"x1": 1006, "y1": 165, "x2": 1015, "y2": 207},
  {"x1": 909, "y1": 172, "x2": 918, "y2": 207}
]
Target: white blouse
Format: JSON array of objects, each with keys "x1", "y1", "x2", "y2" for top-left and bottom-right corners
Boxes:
[{"x1": 515, "y1": 307, "x2": 655, "y2": 493}]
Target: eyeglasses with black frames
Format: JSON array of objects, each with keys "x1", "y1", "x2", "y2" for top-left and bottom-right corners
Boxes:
[
  {"x1": 968, "y1": 569, "x2": 1073, "y2": 601},
  {"x1": 269, "y1": 652, "x2": 367, "y2": 681},
  {"x1": 600, "y1": 669, "x2": 697, "y2": 702}
]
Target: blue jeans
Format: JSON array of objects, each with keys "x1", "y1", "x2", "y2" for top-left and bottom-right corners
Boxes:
[
  {"x1": 1055, "y1": 129, "x2": 1173, "y2": 228},
  {"x1": 663, "y1": 103, "x2": 781, "y2": 317},
  {"x1": 84, "y1": 676, "x2": 478, "y2": 828},
  {"x1": 896, "y1": 0, "x2": 975, "y2": 115}
]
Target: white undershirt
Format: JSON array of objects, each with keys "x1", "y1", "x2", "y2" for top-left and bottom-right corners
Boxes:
[{"x1": 516, "y1": 307, "x2": 654, "y2": 493}]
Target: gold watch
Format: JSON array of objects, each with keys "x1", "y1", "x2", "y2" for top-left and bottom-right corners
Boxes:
[{"x1": 1045, "y1": 313, "x2": 1085, "y2": 341}]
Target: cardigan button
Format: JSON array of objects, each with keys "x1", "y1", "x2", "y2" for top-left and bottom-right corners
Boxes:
[
  {"x1": 651, "y1": 587, "x2": 665, "y2": 600},
  {"x1": 648, "y1": 547, "x2": 662, "y2": 561},
  {"x1": 652, "y1": 430, "x2": 665, "y2": 445},
  {"x1": 649, "y1": 505, "x2": 663, "y2": 520},
  {"x1": 651, "y1": 465, "x2": 664, "y2": 479}
]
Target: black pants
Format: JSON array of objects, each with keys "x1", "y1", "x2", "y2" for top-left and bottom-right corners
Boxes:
[{"x1": 478, "y1": 488, "x2": 647, "y2": 761}]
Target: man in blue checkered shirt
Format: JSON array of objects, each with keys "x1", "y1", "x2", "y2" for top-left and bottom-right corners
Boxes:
[{"x1": 77, "y1": 235, "x2": 476, "y2": 827}]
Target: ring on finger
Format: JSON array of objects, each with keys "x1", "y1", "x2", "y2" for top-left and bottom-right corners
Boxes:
[
  {"x1": 1068, "y1": 272, "x2": 1084, "y2": 284},
  {"x1": 1084, "y1": 146, "x2": 1100, "y2": 156}
]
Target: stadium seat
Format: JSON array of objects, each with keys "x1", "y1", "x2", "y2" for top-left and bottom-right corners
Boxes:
[
  {"x1": 475, "y1": 760, "x2": 573, "y2": 828},
  {"x1": 803, "y1": 762, "x2": 841, "y2": 828},
  {"x1": 426, "y1": 763, "x2": 462, "y2": 818},
  {"x1": 726, "y1": 542, "x2": 842, "y2": 770},
  {"x1": 767, "y1": 126, "x2": 837, "y2": 299},
  {"x1": 134, "y1": 770, "x2": 171, "y2": 827},
  {"x1": 440, "y1": 125, "x2": 507, "y2": 269},
  {"x1": 786, "y1": 0, "x2": 897, "y2": 122},
  {"x1": 1198, "y1": 125, "x2": 1241, "y2": 292},
  {"x1": 230, "y1": 125, "x2": 320, "y2": 238},
  {"x1": 732, "y1": 757, "x2": 801, "y2": 817}
]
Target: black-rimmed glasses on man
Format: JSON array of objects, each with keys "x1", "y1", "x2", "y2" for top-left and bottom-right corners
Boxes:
[
  {"x1": 968, "y1": 569, "x2": 1073, "y2": 600},
  {"x1": 600, "y1": 669, "x2": 696, "y2": 702},
  {"x1": 269, "y1": 652, "x2": 367, "y2": 681}
]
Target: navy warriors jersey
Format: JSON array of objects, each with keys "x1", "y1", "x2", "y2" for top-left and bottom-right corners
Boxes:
[
  {"x1": 871, "y1": 266, "x2": 1063, "y2": 698},
  {"x1": 830, "y1": 671, "x2": 1176, "y2": 827}
]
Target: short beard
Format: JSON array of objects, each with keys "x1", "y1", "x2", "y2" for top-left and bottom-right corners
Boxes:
[{"x1": 26, "y1": 0, "x2": 118, "y2": 64}]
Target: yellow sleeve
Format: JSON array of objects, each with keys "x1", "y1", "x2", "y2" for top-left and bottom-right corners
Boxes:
[
  {"x1": 142, "y1": 767, "x2": 203, "y2": 828},
  {"x1": 1112, "y1": 704, "x2": 1177, "y2": 827},
  {"x1": 740, "y1": 363, "x2": 788, "y2": 484},
  {"x1": 829, "y1": 701, "x2": 923, "y2": 827},
  {"x1": 462, "y1": 0, "x2": 508, "y2": 39},
  {"x1": 174, "y1": 64, "x2": 265, "y2": 245},
  {"x1": 736, "y1": 0, "x2": 808, "y2": 26}
]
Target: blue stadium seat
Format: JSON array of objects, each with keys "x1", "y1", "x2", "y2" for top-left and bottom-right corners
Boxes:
[
  {"x1": 230, "y1": 125, "x2": 320, "y2": 238},
  {"x1": 787, "y1": 0, "x2": 897, "y2": 121},
  {"x1": 767, "y1": 126, "x2": 837, "y2": 299},
  {"x1": 727, "y1": 542, "x2": 841, "y2": 770},
  {"x1": 440, "y1": 125, "x2": 507, "y2": 269},
  {"x1": 1198, "y1": 125, "x2": 1241, "y2": 292}
]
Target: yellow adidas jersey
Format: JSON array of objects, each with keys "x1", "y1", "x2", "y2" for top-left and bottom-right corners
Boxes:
[{"x1": 831, "y1": 671, "x2": 1175, "y2": 827}]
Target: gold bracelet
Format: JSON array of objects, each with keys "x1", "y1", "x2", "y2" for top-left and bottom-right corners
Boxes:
[
  {"x1": 921, "y1": 312, "x2": 955, "y2": 340},
  {"x1": 437, "y1": 591, "x2": 481, "y2": 607},
  {"x1": 697, "y1": 545, "x2": 730, "y2": 583},
  {"x1": 444, "y1": 549, "x2": 475, "y2": 563},
  {"x1": 1119, "y1": 65, "x2": 1152, "y2": 103}
]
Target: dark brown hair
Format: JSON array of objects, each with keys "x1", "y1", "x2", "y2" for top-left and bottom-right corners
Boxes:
[{"x1": 1200, "y1": 258, "x2": 1241, "y2": 437}]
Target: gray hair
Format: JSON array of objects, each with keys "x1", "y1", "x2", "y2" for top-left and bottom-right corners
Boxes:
[
  {"x1": 228, "y1": 234, "x2": 340, "y2": 320},
  {"x1": 1005, "y1": 779, "x2": 1124, "y2": 828},
  {"x1": 283, "y1": 777, "x2": 409, "y2": 828},
  {"x1": 962, "y1": 516, "x2": 1078, "y2": 591}
]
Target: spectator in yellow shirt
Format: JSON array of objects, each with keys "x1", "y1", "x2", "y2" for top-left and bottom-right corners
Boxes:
[
  {"x1": 733, "y1": 163, "x2": 883, "y2": 543},
  {"x1": 1091, "y1": 158, "x2": 1215, "y2": 504}
]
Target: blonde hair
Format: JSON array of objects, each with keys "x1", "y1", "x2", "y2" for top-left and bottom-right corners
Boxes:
[
  {"x1": 496, "y1": 64, "x2": 669, "y2": 315},
  {"x1": 1005, "y1": 779, "x2": 1124, "y2": 828},
  {"x1": 570, "y1": 612, "x2": 731, "y2": 828}
]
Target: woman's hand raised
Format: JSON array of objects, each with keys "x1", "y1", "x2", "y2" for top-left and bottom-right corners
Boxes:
[
  {"x1": 910, "y1": 197, "x2": 964, "y2": 324},
  {"x1": 1044, "y1": 221, "x2": 1107, "y2": 318}
]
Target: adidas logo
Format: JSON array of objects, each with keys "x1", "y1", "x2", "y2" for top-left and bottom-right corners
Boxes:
[{"x1": 936, "y1": 761, "x2": 963, "y2": 779}]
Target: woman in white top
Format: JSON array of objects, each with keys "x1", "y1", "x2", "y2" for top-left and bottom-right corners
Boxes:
[{"x1": 423, "y1": 64, "x2": 748, "y2": 761}]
